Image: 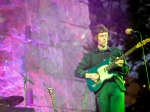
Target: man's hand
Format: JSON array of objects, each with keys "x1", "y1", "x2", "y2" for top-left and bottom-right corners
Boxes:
[
  {"x1": 115, "y1": 57, "x2": 124, "y2": 67},
  {"x1": 85, "y1": 73, "x2": 99, "y2": 82}
]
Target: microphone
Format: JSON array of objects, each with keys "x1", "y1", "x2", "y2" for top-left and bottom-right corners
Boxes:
[{"x1": 125, "y1": 28, "x2": 139, "y2": 35}]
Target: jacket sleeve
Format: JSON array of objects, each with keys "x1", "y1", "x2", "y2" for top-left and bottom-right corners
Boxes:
[
  {"x1": 74, "y1": 54, "x2": 91, "y2": 79},
  {"x1": 119, "y1": 60, "x2": 130, "y2": 76},
  {"x1": 111, "y1": 48, "x2": 130, "y2": 76},
  {"x1": 117, "y1": 49, "x2": 130, "y2": 76}
]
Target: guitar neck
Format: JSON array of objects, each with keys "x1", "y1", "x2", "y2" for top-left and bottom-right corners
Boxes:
[
  {"x1": 51, "y1": 94, "x2": 58, "y2": 111},
  {"x1": 47, "y1": 88, "x2": 58, "y2": 112},
  {"x1": 54, "y1": 109, "x2": 58, "y2": 112},
  {"x1": 106, "y1": 45, "x2": 137, "y2": 71}
]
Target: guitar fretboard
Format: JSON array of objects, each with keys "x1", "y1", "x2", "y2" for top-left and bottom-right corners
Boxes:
[{"x1": 106, "y1": 45, "x2": 137, "y2": 71}]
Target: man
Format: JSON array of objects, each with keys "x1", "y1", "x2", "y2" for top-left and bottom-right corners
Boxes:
[{"x1": 74, "y1": 24, "x2": 130, "y2": 112}]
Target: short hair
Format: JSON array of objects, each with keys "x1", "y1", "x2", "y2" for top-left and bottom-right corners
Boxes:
[
  {"x1": 92, "y1": 24, "x2": 108, "y2": 37},
  {"x1": 92, "y1": 24, "x2": 111, "y2": 45}
]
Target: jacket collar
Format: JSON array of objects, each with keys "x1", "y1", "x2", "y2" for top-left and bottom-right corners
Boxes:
[{"x1": 94, "y1": 46, "x2": 111, "y2": 53}]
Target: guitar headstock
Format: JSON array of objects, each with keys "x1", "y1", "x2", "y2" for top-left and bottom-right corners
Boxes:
[
  {"x1": 48, "y1": 88, "x2": 54, "y2": 95},
  {"x1": 136, "y1": 38, "x2": 150, "y2": 48}
]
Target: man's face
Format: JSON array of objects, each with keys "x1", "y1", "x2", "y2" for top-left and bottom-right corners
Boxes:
[{"x1": 96, "y1": 32, "x2": 108, "y2": 47}]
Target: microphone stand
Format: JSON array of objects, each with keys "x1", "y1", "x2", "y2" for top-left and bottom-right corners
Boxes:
[
  {"x1": 14, "y1": 68, "x2": 34, "y2": 107},
  {"x1": 22, "y1": 72, "x2": 34, "y2": 107},
  {"x1": 133, "y1": 32, "x2": 150, "y2": 90}
]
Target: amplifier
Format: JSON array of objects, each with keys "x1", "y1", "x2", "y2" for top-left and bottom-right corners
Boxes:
[{"x1": 0, "y1": 106, "x2": 35, "y2": 112}]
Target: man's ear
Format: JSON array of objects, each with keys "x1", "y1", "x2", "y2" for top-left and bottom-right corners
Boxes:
[
  {"x1": 94, "y1": 36, "x2": 97, "y2": 42},
  {"x1": 108, "y1": 36, "x2": 111, "y2": 40}
]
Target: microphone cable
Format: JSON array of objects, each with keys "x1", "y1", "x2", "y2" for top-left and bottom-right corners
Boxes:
[{"x1": 135, "y1": 31, "x2": 150, "y2": 90}]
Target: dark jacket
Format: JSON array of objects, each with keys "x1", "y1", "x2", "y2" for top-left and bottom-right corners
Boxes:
[{"x1": 74, "y1": 47, "x2": 130, "y2": 93}]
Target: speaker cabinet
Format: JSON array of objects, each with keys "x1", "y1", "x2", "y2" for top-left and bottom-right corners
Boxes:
[{"x1": 0, "y1": 106, "x2": 35, "y2": 112}]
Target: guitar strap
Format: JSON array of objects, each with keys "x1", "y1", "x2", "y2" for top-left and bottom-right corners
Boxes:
[{"x1": 83, "y1": 85, "x2": 88, "y2": 106}]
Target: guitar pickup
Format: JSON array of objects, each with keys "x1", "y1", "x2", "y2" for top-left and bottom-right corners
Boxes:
[{"x1": 92, "y1": 84, "x2": 96, "y2": 88}]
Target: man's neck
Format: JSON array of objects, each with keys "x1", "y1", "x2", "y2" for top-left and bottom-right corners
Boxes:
[{"x1": 98, "y1": 45, "x2": 108, "y2": 51}]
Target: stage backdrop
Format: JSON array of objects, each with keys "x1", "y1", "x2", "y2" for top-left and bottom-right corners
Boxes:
[{"x1": 0, "y1": 0, "x2": 94, "y2": 112}]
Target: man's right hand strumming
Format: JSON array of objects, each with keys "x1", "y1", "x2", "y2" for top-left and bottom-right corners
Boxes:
[{"x1": 85, "y1": 73, "x2": 99, "y2": 82}]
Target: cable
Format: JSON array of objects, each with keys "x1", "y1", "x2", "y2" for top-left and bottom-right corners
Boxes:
[{"x1": 139, "y1": 32, "x2": 150, "y2": 90}]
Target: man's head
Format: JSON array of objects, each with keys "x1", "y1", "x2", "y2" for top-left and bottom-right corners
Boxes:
[
  {"x1": 92, "y1": 24, "x2": 108, "y2": 36},
  {"x1": 92, "y1": 24, "x2": 111, "y2": 49}
]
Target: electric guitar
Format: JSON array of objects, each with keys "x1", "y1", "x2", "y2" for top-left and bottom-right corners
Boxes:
[
  {"x1": 86, "y1": 38, "x2": 150, "y2": 92},
  {"x1": 47, "y1": 88, "x2": 58, "y2": 112}
]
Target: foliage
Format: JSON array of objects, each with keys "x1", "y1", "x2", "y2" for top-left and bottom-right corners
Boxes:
[
  {"x1": 87, "y1": 0, "x2": 150, "y2": 82},
  {"x1": 88, "y1": 0, "x2": 150, "y2": 111}
]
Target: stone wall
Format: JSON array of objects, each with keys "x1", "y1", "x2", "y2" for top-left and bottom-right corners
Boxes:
[{"x1": 0, "y1": 0, "x2": 95, "y2": 112}]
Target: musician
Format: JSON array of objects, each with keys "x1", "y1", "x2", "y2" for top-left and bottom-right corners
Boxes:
[{"x1": 74, "y1": 24, "x2": 130, "y2": 112}]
